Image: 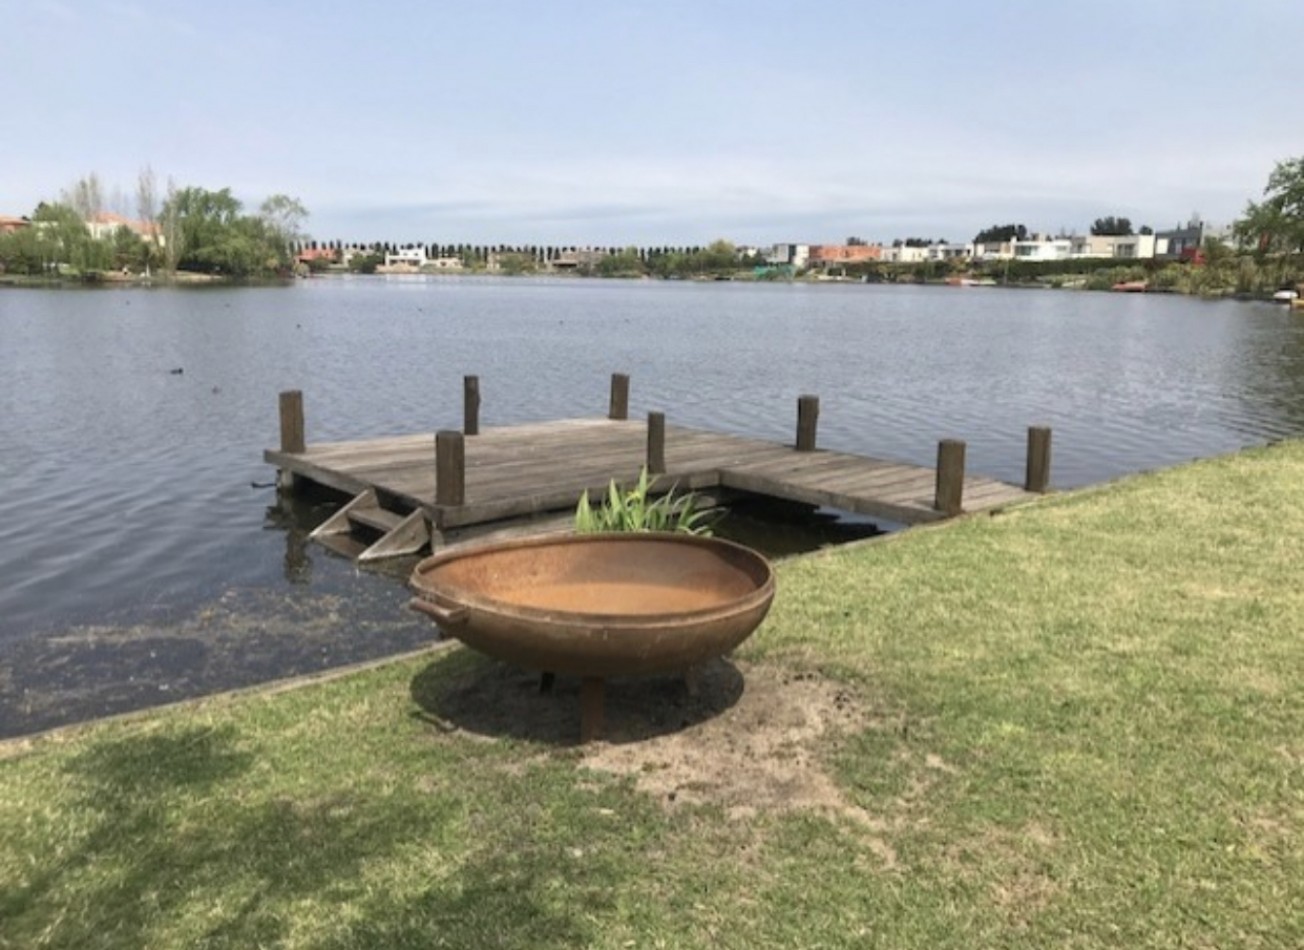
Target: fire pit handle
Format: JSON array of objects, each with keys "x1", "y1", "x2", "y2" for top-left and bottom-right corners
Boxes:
[{"x1": 408, "y1": 597, "x2": 470, "y2": 628}]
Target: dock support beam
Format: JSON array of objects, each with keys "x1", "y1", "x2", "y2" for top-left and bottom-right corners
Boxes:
[
  {"x1": 1025, "y1": 426, "x2": 1052, "y2": 493},
  {"x1": 796, "y1": 394, "x2": 819, "y2": 451},
  {"x1": 647, "y1": 411, "x2": 666, "y2": 474},
  {"x1": 935, "y1": 439, "x2": 966, "y2": 515},
  {"x1": 277, "y1": 390, "x2": 305, "y2": 491},
  {"x1": 436, "y1": 430, "x2": 466, "y2": 506},
  {"x1": 609, "y1": 373, "x2": 630, "y2": 420},
  {"x1": 464, "y1": 375, "x2": 480, "y2": 436}
]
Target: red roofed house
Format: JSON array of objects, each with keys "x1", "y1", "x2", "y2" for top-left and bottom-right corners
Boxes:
[{"x1": 0, "y1": 215, "x2": 31, "y2": 233}]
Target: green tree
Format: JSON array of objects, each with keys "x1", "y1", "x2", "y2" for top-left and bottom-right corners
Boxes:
[
  {"x1": 111, "y1": 225, "x2": 154, "y2": 271},
  {"x1": 496, "y1": 252, "x2": 537, "y2": 275},
  {"x1": 0, "y1": 224, "x2": 52, "y2": 275},
  {"x1": 974, "y1": 224, "x2": 1027, "y2": 243},
  {"x1": 595, "y1": 247, "x2": 645, "y2": 277},
  {"x1": 1235, "y1": 156, "x2": 1304, "y2": 254},
  {"x1": 1091, "y1": 216, "x2": 1134, "y2": 236},
  {"x1": 31, "y1": 202, "x2": 111, "y2": 273},
  {"x1": 258, "y1": 194, "x2": 309, "y2": 267},
  {"x1": 159, "y1": 186, "x2": 301, "y2": 276}
]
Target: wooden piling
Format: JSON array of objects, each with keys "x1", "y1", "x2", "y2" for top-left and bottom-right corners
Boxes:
[
  {"x1": 463, "y1": 375, "x2": 480, "y2": 436},
  {"x1": 435, "y1": 430, "x2": 466, "y2": 506},
  {"x1": 1025, "y1": 426, "x2": 1052, "y2": 493},
  {"x1": 647, "y1": 411, "x2": 666, "y2": 474},
  {"x1": 279, "y1": 390, "x2": 305, "y2": 454},
  {"x1": 796, "y1": 394, "x2": 820, "y2": 451},
  {"x1": 608, "y1": 373, "x2": 630, "y2": 420},
  {"x1": 934, "y1": 439, "x2": 966, "y2": 515}
]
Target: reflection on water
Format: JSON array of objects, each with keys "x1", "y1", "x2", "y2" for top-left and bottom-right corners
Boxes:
[{"x1": 3, "y1": 279, "x2": 1304, "y2": 736}]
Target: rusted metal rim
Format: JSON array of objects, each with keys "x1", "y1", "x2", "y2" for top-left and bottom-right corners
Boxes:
[{"x1": 409, "y1": 532, "x2": 774, "y2": 627}]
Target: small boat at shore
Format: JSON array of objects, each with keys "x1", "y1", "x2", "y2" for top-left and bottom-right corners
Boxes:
[
  {"x1": 1272, "y1": 289, "x2": 1298, "y2": 303},
  {"x1": 1111, "y1": 280, "x2": 1149, "y2": 293}
]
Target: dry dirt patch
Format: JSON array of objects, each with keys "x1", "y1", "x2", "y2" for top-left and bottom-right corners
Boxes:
[
  {"x1": 582, "y1": 663, "x2": 872, "y2": 822},
  {"x1": 421, "y1": 655, "x2": 893, "y2": 856}
]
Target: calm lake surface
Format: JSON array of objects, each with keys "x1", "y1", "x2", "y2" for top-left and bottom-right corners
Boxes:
[{"x1": 3, "y1": 277, "x2": 1303, "y2": 735}]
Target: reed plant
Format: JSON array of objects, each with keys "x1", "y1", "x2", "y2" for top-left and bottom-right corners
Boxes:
[{"x1": 573, "y1": 467, "x2": 715, "y2": 535}]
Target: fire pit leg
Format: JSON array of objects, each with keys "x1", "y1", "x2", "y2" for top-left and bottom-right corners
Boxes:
[
  {"x1": 579, "y1": 677, "x2": 605, "y2": 742},
  {"x1": 684, "y1": 664, "x2": 704, "y2": 698}
]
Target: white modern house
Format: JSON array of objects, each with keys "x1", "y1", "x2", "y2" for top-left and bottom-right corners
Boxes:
[
  {"x1": 1012, "y1": 237, "x2": 1073, "y2": 261},
  {"x1": 766, "y1": 243, "x2": 811, "y2": 269},
  {"x1": 383, "y1": 246, "x2": 428, "y2": 269},
  {"x1": 1069, "y1": 234, "x2": 1157, "y2": 259},
  {"x1": 881, "y1": 244, "x2": 930, "y2": 263}
]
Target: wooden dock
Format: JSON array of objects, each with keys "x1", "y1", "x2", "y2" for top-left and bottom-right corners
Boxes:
[{"x1": 266, "y1": 378, "x2": 1047, "y2": 561}]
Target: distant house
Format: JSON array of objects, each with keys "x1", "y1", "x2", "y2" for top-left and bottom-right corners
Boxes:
[
  {"x1": 766, "y1": 244, "x2": 811, "y2": 269},
  {"x1": 1070, "y1": 234, "x2": 1156, "y2": 260},
  {"x1": 551, "y1": 248, "x2": 608, "y2": 271},
  {"x1": 927, "y1": 242, "x2": 973, "y2": 262},
  {"x1": 0, "y1": 214, "x2": 31, "y2": 233},
  {"x1": 971, "y1": 240, "x2": 1015, "y2": 262},
  {"x1": 808, "y1": 244, "x2": 883, "y2": 265},
  {"x1": 1155, "y1": 220, "x2": 1204, "y2": 261},
  {"x1": 383, "y1": 245, "x2": 428, "y2": 269},
  {"x1": 1012, "y1": 237, "x2": 1072, "y2": 262},
  {"x1": 295, "y1": 247, "x2": 339, "y2": 267},
  {"x1": 85, "y1": 212, "x2": 162, "y2": 245}
]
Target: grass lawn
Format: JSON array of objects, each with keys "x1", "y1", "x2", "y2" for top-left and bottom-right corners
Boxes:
[{"x1": 2, "y1": 443, "x2": 1301, "y2": 949}]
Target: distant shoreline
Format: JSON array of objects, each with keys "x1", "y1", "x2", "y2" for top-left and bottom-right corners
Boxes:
[{"x1": 0, "y1": 268, "x2": 1296, "y2": 304}]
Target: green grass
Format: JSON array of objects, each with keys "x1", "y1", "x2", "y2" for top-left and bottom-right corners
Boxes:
[{"x1": 2, "y1": 444, "x2": 1302, "y2": 948}]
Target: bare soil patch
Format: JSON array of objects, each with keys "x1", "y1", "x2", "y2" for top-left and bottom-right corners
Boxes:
[{"x1": 416, "y1": 656, "x2": 886, "y2": 846}]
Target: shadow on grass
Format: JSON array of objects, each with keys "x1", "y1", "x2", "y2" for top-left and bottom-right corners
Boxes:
[
  {"x1": 2, "y1": 724, "x2": 454, "y2": 947},
  {"x1": 410, "y1": 651, "x2": 745, "y2": 746},
  {"x1": 5, "y1": 722, "x2": 642, "y2": 947}
]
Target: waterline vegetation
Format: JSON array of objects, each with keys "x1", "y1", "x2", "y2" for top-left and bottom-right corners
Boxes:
[{"x1": 2, "y1": 440, "x2": 1300, "y2": 947}]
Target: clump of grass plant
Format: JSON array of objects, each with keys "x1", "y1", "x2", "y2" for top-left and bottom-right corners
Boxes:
[{"x1": 574, "y1": 466, "x2": 715, "y2": 535}]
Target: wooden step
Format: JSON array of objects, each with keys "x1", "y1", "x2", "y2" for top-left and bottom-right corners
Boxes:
[
  {"x1": 348, "y1": 505, "x2": 404, "y2": 535},
  {"x1": 309, "y1": 488, "x2": 431, "y2": 563},
  {"x1": 313, "y1": 531, "x2": 370, "y2": 561},
  {"x1": 359, "y1": 509, "x2": 430, "y2": 562},
  {"x1": 310, "y1": 488, "x2": 379, "y2": 539}
]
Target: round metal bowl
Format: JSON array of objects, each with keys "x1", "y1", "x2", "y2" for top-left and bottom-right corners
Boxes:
[{"x1": 408, "y1": 533, "x2": 775, "y2": 680}]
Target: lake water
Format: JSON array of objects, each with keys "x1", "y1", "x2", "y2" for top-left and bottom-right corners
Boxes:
[{"x1": 3, "y1": 277, "x2": 1303, "y2": 736}]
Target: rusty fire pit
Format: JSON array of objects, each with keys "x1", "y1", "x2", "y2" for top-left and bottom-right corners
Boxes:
[{"x1": 408, "y1": 533, "x2": 775, "y2": 741}]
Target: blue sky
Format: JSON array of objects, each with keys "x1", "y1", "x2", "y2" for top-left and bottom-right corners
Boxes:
[{"x1": 4, "y1": 0, "x2": 1300, "y2": 246}]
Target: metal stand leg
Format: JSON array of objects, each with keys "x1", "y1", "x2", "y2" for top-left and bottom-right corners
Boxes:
[{"x1": 579, "y1": 677, "x2": 605, "y2": 743}]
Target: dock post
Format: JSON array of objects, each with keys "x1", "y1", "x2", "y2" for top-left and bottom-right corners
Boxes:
[
  {"x1": 463, "y1": 375, "x2": 480, "y2": 436},
  {"x1": 609, "y1": 373, "x2": 630, "y2": 420},
  {"x1": 277, "y1": 390, "x2": 305, "y2": 491},
  {"x1": 1025, "y1": 426, "x2": 1052, "y2": 493},
  {"x1": 435, "y1": 430, "x2": 466, "y2": 506},
  {"x1": 935, "y1": 439, "x2": 966, "y2": 515},
  {"x1": 796, "y1": 395, "x2": 819, "y2": 451},
  {"x1": 279, "y1": 390, "x2": 305, "y2": 453},
  {"x1": 647, "y1": 411, "x2": 666, "y2": 474}
]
